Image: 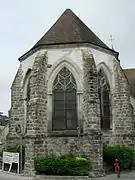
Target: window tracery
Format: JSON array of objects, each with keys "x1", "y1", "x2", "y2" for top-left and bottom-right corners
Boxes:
[
  {"x1": 52, "y1": 67, "x2": 77, "y2": 130},
  {"x1": 98, "y1": 69, "x2": 111, "y2": 129}
]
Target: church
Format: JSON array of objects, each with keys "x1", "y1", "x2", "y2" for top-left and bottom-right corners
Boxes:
[{"x1": 8, "y1": 9, "x2": 135, "y2": 177}]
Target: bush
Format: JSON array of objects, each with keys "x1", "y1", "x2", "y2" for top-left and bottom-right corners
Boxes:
[
  {"x1": 34, "y1": 154, "x2": 92, "y2": 176},
  {"x1": 103, "y1": 145, "x2": 135, "y2": 171}
]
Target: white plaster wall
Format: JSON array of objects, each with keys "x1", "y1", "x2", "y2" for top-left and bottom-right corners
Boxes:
[
  {"x1": 21, "y1": 49, "x2": 44, "y2": 80},
  {"x1": 48, "y1": 47, "x2": 83, "y2": 69},
  {"x1": 21, "y1": 46, "x2": 116, "y2": 89}
]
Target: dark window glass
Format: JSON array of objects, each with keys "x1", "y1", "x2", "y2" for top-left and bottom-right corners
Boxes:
[
  {"x1": 27, "y1": 81, "x2": 30, "y2": 101},
  {"x1": 66, "y1": 109, "x2": 77, "y2": 129},
  {"x1": 66, "y1": 91, "x2": 76, "y2": 100},
  {"x1": 103, "y1": 104, "x2": 110, "y2": 117},
  {"x1": 54, "y1": 101, "x2": 65, "y2": 110},
  {"x1": 52, "y1": 67, "x2": 77, "y2": 130},
  {"x1": 54, "y1": 91, "x2": 64, "y2": 100},
  {"x1": 130, "y1": 104, "x2": 135, "y2": 129},
  {"x1": 25, "y1": 69, "x2": 31, "y2": 102},
  {"x1": 53, "y1": 117, "x2": 66, "y2": 130},
  {"x1": 98, "y1": 69, "x2": 111, "y2": 129}
]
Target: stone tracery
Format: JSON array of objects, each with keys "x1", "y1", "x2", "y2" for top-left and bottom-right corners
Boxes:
[
  {"x1": 98, "y1": 69, "x2": 111, "y2": 129},
  {"x1": 52, "y1": 67, "x2": 77, "y2": 130}
]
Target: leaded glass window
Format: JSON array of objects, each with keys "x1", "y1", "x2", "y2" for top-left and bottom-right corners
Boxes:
[
  {"x1": 27, "y1": 80, "x2": 30, "y2": 101},
  {"x1": 24, "y1": 69, "x2": 31, "y2": 102},
  {"x1": 130, "y1": 104, "x2": 135, "y2": 129},
  {"x1": 98, "y1": 69, "x2": 111, "y2": 129},
  {"x1": 52, "y1": 67, "x2": 77, "y2": 130}
]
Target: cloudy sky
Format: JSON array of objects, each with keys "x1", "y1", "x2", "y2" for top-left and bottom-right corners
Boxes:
[{"x1": 0, "y1": 0, "x2": 135, "y2": 115}]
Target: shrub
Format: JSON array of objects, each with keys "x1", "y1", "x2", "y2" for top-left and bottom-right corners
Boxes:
[
  {"x1": 103, "y1": 145, "x2": 135, "y2": 171},
  {"x1": 34, "y1": 154, "x2": 92, "y2": 176}
]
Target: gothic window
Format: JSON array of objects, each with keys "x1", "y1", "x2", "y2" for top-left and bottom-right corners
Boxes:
[
  {"x1": 130, "y1": 104, "x2": 134, "y2": 117},
  {"x1": 52, "y1": 67, "x2": 77, "y2": 130},
  {"x1": 24, "y1": 69, "x2": 31, "y2": 102},
  {"x1": 130, "y1": 104, "x2": 134, "y2": 129},
  {"x1": 23, "y1": 69, "x2": 31, "y2": 132},
  {"x1": 27, "y1": 80, "x2": 30, "y2": 102},
  {"x1": 98, "y1": 69, "x2": 111, "y2": 129}
]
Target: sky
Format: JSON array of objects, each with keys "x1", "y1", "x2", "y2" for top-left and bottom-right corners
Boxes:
[{"x1": 0, "y1": 0, "x2": 135, "y2": 115}]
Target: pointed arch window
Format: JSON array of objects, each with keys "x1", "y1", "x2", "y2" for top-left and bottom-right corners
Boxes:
[
  {"x1": 130, "y1": 104, "x2": 135, "y2": 129},
  {"x1": 24, "y1": 69, "x2": 31, "y2": 102},
  {"x1": 27, "y1": 80, "x2": 30, "y2": 102},
  {"x1": 23, "y1": 69, "x2": 31, "y2": 132},
  {"x1": 52, "y1": 67, "x2": 77, "y2": 130},
  {"x1": 98, "y1": 69, "x2": 111, "y2": 129}
]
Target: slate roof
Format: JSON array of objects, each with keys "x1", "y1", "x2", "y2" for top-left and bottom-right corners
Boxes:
[
  {"x1": 31, "y1": 9, "x2": 113, "y2": 51},
  {"x1": 124, "y1": 69, "x2": 135, "y2": 98}
]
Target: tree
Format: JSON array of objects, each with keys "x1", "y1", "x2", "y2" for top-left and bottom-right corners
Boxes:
[{"x1": 0, "y1": 112, "x2": 3, "y2": 116}]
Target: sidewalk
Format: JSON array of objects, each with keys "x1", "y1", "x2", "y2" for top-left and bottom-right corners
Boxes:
[
  {"x1": 0, "y1": 171, "x2": 135, "y2": 180},
  {"x1": 0, "y1": 170, "x2": 33, "y2": 180},
  {"x1": 93, "y1": 171, "x2": 135, "y2": 179}
]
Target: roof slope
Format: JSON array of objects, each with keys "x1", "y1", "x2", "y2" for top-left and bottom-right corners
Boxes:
[
  {"x1": 32, "y1": 9, "x2": 111, "y2": 50},
  {"x1": 124, "y1": 68, "x2": 135, "y2": 98}
]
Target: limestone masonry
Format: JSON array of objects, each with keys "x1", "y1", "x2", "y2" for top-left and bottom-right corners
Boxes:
[{"x1": 7, "y1": 9, "x2": 135, "y2": 177}]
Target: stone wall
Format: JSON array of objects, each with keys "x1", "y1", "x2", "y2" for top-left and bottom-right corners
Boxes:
[
  {"x1": 46, "y1": 137, "x2": 83, "y2": 155},
  {"x1": 23, "y1": 49, "x2": 104, "y2": 177},
  {"x1": 103, "y1": 59, "x2": 134, "y2": 146},
  {"x1": 82, "y1": 49, "x2": 103, "y2": 177},
  {"x1": 7, "y1": 65, "x2": 24, "y2": 139},
  {"x1": 24, "y1": 52, "x2": 48, "y2": 176},
  {"x1": 8, "y1": 45, "x2": 134, "y2": 178}
]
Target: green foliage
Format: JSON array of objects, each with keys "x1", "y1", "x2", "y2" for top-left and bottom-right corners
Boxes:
[
  {"x1": 34, "y1": 154, "x2": 92, "y2": 176},
  {"x1": 6, "y1": 144, "x2": 20, "y2": 153},
  {"x1": 5, "y1": 143, "x2": 25, "y2": 170},
  {"x1": 103, "y1": 145, "x2": 135, "y2": 171}
]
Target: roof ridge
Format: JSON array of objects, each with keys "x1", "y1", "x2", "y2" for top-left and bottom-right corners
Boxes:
[
  {"x1": 19, "y1": 8, "x2": 119, "y2": 60},
  {"x1": 31, "y1": 8, "x2": 111, "y2": 50}
]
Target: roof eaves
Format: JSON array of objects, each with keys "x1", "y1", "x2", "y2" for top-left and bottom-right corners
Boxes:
[{"x1": 18, "y1": 42, "x2": 119, "y2": 62}]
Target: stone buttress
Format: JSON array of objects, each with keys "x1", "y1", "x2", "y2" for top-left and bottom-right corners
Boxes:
[
  {"x1": 23, "y1": 52, "x2": 48, "y2": 176},
  {"x1": 82, "y1": 49, "x2": 104, "y2": 177},
  {"x1": 112, "y1": 59, "x2": 133, "y2": 145},
  {"x1": 7, "y1": 65, "x2": 24, "y2": 143}
]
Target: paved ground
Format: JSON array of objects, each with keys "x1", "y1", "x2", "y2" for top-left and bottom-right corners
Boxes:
[
  {"x1": 0, "y1": 171, "x2": 135, "y2": 180},
  {"x1": 97, "y1": 171, "x2": 135, "y2": 179},
  {"x1": 0, "y1": 171, "x2": 33, "y2": 180}
]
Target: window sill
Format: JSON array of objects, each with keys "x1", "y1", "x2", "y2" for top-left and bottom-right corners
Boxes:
[
  {"x1": 102, "y1": 128, "x2": 112, "y2": 131},
  {"x1": 102, "y1": 128, "x2": 113, "y2": 135},
  {"x1": 48, "y1": 130, "x2": 82, "y2": 137},
  {"x1": 48, "y1": 129, "x2": 112, "y2": 137}
]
